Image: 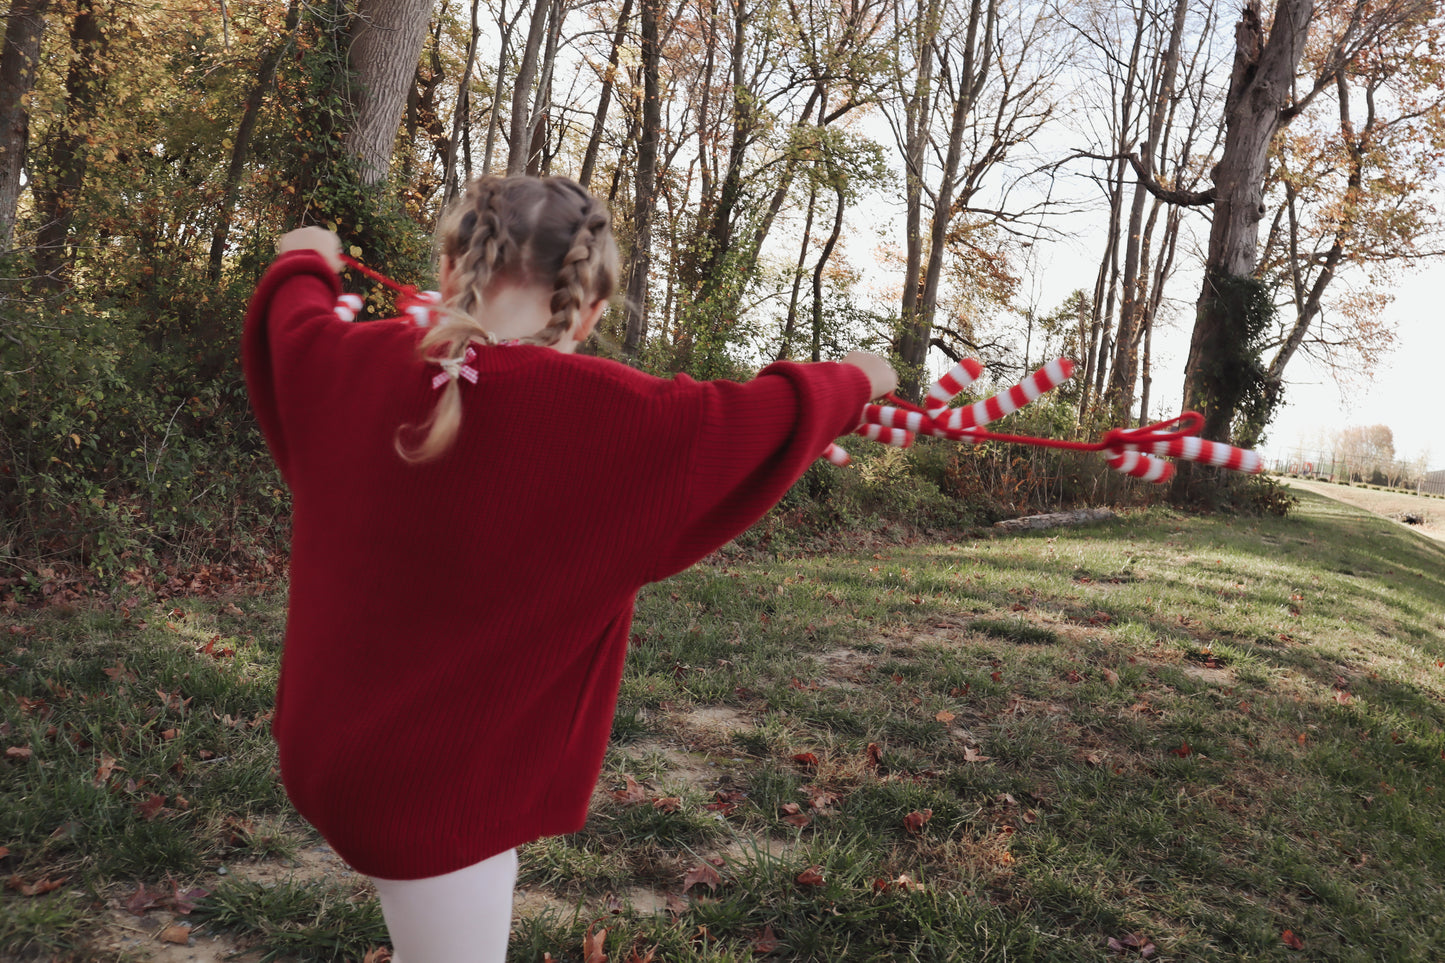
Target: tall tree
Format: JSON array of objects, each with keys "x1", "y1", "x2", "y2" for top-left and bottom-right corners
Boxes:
[
  {"x1": 33, "y1": 0, "x2": 102, "y2": 289},
  {"x1": 346, "y1": 0, "x2": 437, "y2": 185},
  {"x1": 0, "y1": 0, "x2": 49, "y2": 254},
  {"x1": 622, "y1": 0, "x2": 659, "y2": 353}
]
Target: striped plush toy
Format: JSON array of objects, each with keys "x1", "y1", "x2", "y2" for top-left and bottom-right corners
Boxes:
[{"x1": 824, "y1": 358, "x2": 1262, "y2": 485}]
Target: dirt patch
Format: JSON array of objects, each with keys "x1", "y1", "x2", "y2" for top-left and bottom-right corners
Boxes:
[
  {"x1": 1179, "y1": 664, "x2": 1234, "y2": 686},
  {"x1": 95, "y1": 842, "x2": 362, "y2": 962}
]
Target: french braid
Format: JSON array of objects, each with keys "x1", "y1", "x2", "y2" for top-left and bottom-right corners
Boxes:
[{"x1": 397, "y1": 175, "x2": 620, "y2": 463}]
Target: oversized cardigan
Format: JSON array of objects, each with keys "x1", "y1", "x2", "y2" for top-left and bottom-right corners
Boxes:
[{"x1": 243, "y1": 250, "x2": 871, "y2": 880}]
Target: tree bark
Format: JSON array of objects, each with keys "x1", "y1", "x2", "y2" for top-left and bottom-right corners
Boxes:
[
  {"x1": 0, "y1": 0, "x2": 49, "y2": 254},
  {"x1": 1180, "y1": 0, "x2": 1312, "y2": 443},
  {"x1": 441, "y1": 0, "x2": 482, "y2": 204},
  {"x1": 346, "y1": 0, "x2": 437, "y2": 185},
  {"x1": 506, "y1": 0, "x2": 554, "y2": 175},
  {"x1": 34, "y1": 0, "x2": 101, "y2": 289},
  {"x1": 622, "y1": 0, "x2": 659, "y2": 354},
  {"x1": 810, "y1": 180, "x2": 846, "y2": 362},
  {"x1": 1108, "y1": 0, "x2": 1188, "y2": 424}
]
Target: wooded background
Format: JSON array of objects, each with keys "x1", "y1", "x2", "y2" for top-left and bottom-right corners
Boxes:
[{"x1": 1, "y1": 0, "x2": 1442, "y2": 572}]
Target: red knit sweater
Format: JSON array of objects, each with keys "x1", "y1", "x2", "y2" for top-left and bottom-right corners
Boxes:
[{"x1": 243, "y1": 251, "x2": 871, "y2": 880}]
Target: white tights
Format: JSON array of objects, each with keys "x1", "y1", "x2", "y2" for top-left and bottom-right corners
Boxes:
[{"x1": 371, "y1": 848, "x2": 518, "y2": 963}]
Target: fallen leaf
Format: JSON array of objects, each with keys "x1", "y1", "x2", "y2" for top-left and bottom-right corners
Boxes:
[
  {"x1": 1101, "y1": 668, "x2": 1120, "y2": 686},
  {"x1": 157, "y1": 923, "x2": 191, "y2": 945},
  {"x1": 682, "y1": 863, "x2": 722, "y2": 893},
  {"x1": 934, "y1": 709, "x2": 955, "y2": 723},
  {"x1": 753, "y1": 923, "x2": 779, "y2": 954},
  {"x1": 865, "y1": 742, "x2": 883, "y2": 770},
  {"x1": 1334, "y1": 689, "x2": 1351, "y2": 705},
  {"x1": 625, "y1": 946, "x2": 657, "y2": 963},
  {"x1": 94, "y1": 753, "x2": 123, "y2": 786},
  {"x1": 5, "y1": 746, "x2": 32, "y2": 762},
  {"x1": 665, "y1": 892, "x2": 688, "y2": 917},
  {"x1": 903, "y1": 809, "x2": 933, "y2": 834},
  {"x1": 652, "y1": 796, "x2": 682, "y2": 812},
  {"x1": 963, "y1": 745, "x2": 991, "y2": 763},
  {"x1": 7, "y1": 875, "x2": 67, "y2": 896},
  {"x1": 610, "y1": 774, "x2": 649, "y2": 805},
  {"x1": 1170, "y1": 742, "x2": 1192, "y2": 758},
  {"x1": 126, "y1": 882, "x2": 165, "y2": 915},
  {"x1": 361, "y1": 949, "x2": 392, "y2": 963},
  {"x1": 990, "y1": 671, "x2": 1003, "y2": 683},
  {"x1": 135, "y1": 794, "x2": 168, "y2": 821},
  {"x1": 781, "y1": 812, "x2": 811, "y2": 828},
  {"x1": 794, "y1": 866, "x2": 825, "y2": 887},
  {"x1": 791, "y1": 752, "x2": 819, "y2": 767},
  {"x1": 1281, "y1": 929, "x2": 1304, "y2": 950},
  {"x1": 1106, "y1": 931, "x2": 1157, "y2": 957},
  {"x1": 582, "y1": 925, "x2": 608, "y2": 963}
]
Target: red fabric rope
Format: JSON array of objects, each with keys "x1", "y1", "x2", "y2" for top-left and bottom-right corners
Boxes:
[{"x1": 339, "y1": 253, "x2": 418, "y2": 299}]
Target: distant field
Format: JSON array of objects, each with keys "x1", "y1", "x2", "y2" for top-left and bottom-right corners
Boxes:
[{"x1": 1281, "y1": 477, "x2": 1442, "y2": 540}]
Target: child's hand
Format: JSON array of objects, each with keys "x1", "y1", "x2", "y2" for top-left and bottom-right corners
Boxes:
[
  {"x1": 841, "y1": 350, "x2": 898, "y2": 400},
  {"x1": 277, "y1": 227, "x2": 344, "y2": 274}
]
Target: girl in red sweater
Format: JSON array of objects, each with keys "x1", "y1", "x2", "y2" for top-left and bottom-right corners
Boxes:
[{"x1": 245, "y1": 174, "x2": 896, "y2": 962}]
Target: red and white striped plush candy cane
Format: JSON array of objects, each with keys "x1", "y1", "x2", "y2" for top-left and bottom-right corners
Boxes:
[
  {"x1": 1132, "y1": 435, "x2": 1262, "y2": 474},
  {"x1": 926, "y1": 358, "x2": 985, "y2": 414},
  {"x1": 1107, "y1": 449, "x2": 1175, "y2": 483},
  {"x1": 937, "y1": 358, "x2": 1074, "y2": 434},
  {"x1": 332, "y1": 294, "x2": 364, "y2": 322}
]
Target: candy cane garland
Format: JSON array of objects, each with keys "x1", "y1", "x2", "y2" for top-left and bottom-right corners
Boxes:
[{"x1": 824, "y1": 357, "x2": 1262, "y2": 483}]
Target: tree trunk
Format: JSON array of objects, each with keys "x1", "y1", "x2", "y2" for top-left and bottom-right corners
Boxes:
[
  {"x1": 34, "y1": 0, "x2": 101, "y2": 290},
  {"x1": 898, "y1": 0, "x2": 994, "y2": 401},
  {"x1": 346, "y1": 0, "x2": 436, "y2": 185},
  {"x1": 1109, "y1": 0, "x2": 1188, "y2": 424},
  {"x1": 893, "y1": 0, "x2": 942, "y2": 400},
  {"x1": 622, "y1": 0, "x2": 660, "y2": 354},
  {"x1": 0, "y1": 0, "x2": 49, "y2": 254},
  {"x1": 811, "y1": 181, "x2": 846, "y2": 362},
  {"x1": 441, "y1": 0, "x2": 482, "y2": 204},
  {"x1": 481, "y1": 0, "x2": 520, "y2": 177},
  {"x1": 1180, "y1": 0, "x2": 1312, "y2": 442},
  {"x1": 506, "y1": 0, "x2": 553, "y2": 175},
  {"x1": 209, "y1": 0, "x2": 302, "y2": 280},
  {"x1": 578, "y1": 0, "x2": 634, "y2": 189},
  {"x1": 524, "y1": 0, "x2": 564, "y2": 176},
  {"x1": 777, "y1": 181, "x2": 818, "y2": 362}
]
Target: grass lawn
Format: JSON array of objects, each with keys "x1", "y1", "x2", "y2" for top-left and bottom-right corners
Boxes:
[{"x1": 3, "y1": 488, "x2": 1444, "y2": 961}]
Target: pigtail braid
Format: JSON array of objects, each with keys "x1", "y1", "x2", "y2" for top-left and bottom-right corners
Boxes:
[{"x1": 528, "y1": 199, "x2": 610, "y2": 347}]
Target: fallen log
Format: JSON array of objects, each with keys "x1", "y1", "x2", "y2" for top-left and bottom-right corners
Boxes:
[{"x1": 993, "y1": 508, "x2": 1117, "y2": 534}]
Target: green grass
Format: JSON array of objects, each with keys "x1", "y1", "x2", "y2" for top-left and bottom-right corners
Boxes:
[{"x1": 5, "y1": 489, "x2": 1445, "y2": 959}]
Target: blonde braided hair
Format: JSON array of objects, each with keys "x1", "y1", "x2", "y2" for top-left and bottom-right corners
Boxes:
[{"x1": 398, "y1": 176, "x2": 620, "y2": 463}]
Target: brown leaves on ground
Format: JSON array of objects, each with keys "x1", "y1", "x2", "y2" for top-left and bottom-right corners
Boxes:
[
  {"x1": 682, "y1": 862, "x2": 722, "y2": 893},
  {"x1": 903, "y1": 809, "x2": 933, "y2": 834},
  {"x1": 779, "y1": 803, "x2": 810, "y2": 828},
  {"x1": 610, "y1": 774, "x2": 649, "y2": 805},
  {"x1": 752, "y1": 923, "x2": 780, "y2": 954},
  {"x1": 1282, "y1": 929, "x2": 1305, "y2": 950},
  {"x1": 156, "y1": 923, "x2": 192, "y2": 945},
  {"x1": 794, "y1": 865, "x2": 825, "y2": 887},
  {"x1": 6, "y1": 874, "x2": 67, "y2": 896},
  {"x1": 1106, "y1": 932, "x2": 1157, "y2": 957},
  {"x1": 125, "y1": 879, "x2": 209, "y2": 916}
]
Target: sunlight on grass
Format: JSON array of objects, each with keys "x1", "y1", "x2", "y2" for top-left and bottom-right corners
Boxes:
[{"x1": 4, "y1": 489, "x2": 1445, "y2": 960}]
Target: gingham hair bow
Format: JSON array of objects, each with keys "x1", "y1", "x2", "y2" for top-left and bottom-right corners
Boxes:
[{"x1": 432, "y1": 346, "x2": 479, "y2": 389}]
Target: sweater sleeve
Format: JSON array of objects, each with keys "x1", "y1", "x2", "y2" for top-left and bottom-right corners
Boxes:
[
  {"x1": 649, "y1": 360, "x2": 871, "y2": 580},
  {"x1": 242, "y1": 250, "x2": 344, "y2": 480}
]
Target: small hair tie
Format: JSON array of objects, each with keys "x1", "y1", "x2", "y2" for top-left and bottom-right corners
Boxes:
[{"x1": 432, "y1": 346, "x2": 479, "y2": 390}]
